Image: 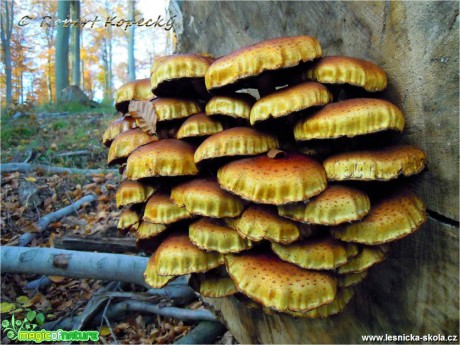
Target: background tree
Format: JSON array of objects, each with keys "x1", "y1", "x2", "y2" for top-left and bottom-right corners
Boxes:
[
  {"x1": 1, "y1": 0, "x2": 14, "y2": 106},
  {"x1": 70, "y1": 0, "x2": 81, "y2": 87},
  {"x1": 55, "y1": 0, "x2": 70, "y2": 103},
  {"x1": 127, "y1": 0, "x2": 136, "y2": 81}
]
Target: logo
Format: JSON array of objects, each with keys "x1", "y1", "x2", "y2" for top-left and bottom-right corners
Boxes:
[{"x1": 2, "y1": 312, "x2": 100, "y2": 343}]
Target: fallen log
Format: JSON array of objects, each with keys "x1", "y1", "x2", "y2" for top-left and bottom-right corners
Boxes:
[
  {"x1": 56, "y1": 150, "x2": 91, "y2": 157},
  {"x1": 0, "y1": 163, "x2": 117, "y2": 175},
  {"x1": 54, "y1": 235, "x2": 137, "y2": 253},
  {"x1": 1, "y1": 246, "x2": 148, "y2": 287},
  {"x1": 19, "y1": 194, "x2": 97, "y2": 246},
  {"x1": 174, "y1": 321, "x2": 226, "y2": 344}
]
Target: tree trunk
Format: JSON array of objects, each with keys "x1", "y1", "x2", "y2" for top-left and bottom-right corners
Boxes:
[
  {"x1": 0, "y1": 0, "x2": 13, "y2": 106},
  {"x1": 70, "y1": 0, "x2": 80, "y2": 87},
  {"x1": 1, "y1": 246, "x2": 149, "y2": 287},
  {"x1": 55, "y1": 0, "x2": 70, "y2": 103},
  {"x1": 127, "y1": 0, "x2": 136, "y2": 81}
]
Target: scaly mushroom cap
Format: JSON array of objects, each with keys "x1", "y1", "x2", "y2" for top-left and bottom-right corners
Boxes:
[
  {"x1": 107, "y1": 128, "x2": 157, "y2": 165},
  {"x1": 194, "y1": 127, "x2": 279, "y2": 163},
  {"x1": 143, "y1": 192, "x2": 191, "y2": 224},
  {"x1": 305, "y1": 56, "x2": 387, "y2": 92},
  {"x1": 294, "y1": 98, "x2": 405, "y2": 140},
  {"x1": 250, "y1": 82, "x2": 333, "y2": 125},
  {"x1": 144, "y1": 255, "x2": 176, "y2": 288},
  {"x1": 189, "y1": 270, "x2": 238, "y2": 297},
  {"x1": 323, "y1": 145, "x2": 427, "y2": 181},
  {"x1": 150, "y1": 54, "x2": 215, "y2": 96},
  {"x1": 278, "y1": 185, "x2": 370, "y2": 225},
  {"x1": 337, "y1": 271, "x2": 368, "y2": 288},
  {"x1": 115, "y1": 180, "x2": 156, "y2": 208},
  {"x1": 205, "y1": 36, "x2": 322, "y2": 92},
  {"x1": 271, "y1": 235, "x2": 358, "y2": 270},
  {"x1": 171, "y1": 178, "x2": 244, "y2": 218},
  {"x1": 154, "y1": 233, "x2": 224, "y2": 276},
  {"x1": 126, "y1": 139, "x2": 199, "y2": 180},
  {"x1": 337, "y1": 245, "x2": 389, "y2": 274},
  {"x1": 135, "y1": 221, "x2": 167, "y2": 240},
  {"x1": 227, "y1": 205, "x2": 301, "y2": 244},
  {"x1": 189, "y1": 218, "x2": 253, "y2": 253},
  {"x1": 117, "y1": 207, "x2": 141, "y2": 231},
  {"x1": 102, "y1": 116, "x2": 137, "y2": 147},
  {"x1": 286, "y1": 288, "x2": 354, "y2": 318},
  {"x1": 217, "y1": 152, "x2": 327, "y2": 205},
  {"x1": 331, "y1": 190, "x2": 426, "y2": 245},
  {"x1": 176, "y1": 113, "x2": 224, "y2": 139},
  {"x1": 205, "y1": 94, "x2": 255, "y2": 120},
  {"x1": 226, "y1": 252, "x2": 336, "y2": 312},
  {"x1": 133, "y1": 78, "x2": 155, "y2": 100},
  {"x1": 152, "y1": 98, "x2": 202, "y2": 122}
]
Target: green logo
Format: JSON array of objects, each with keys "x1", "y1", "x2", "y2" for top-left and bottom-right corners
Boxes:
[
  {"x1": 2, "y1": 312, "x2": 99, "y2": 343},
  {"x1": 2, "y1": 311, "x2": 43, "y2": 341}
]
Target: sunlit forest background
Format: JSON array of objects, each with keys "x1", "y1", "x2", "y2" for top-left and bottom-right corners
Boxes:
[{"x1": 1, "y1": 0, "x2": 173, "y2": 109}]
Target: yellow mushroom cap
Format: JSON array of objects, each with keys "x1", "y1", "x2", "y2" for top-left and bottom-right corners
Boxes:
[
  {"x1": 294, "y1": 98, "x2": 405, "y2": 140},
  {"x1": 152, "y1": 98, "x2": 202, "y2": 122},
  {"x1": 205, "y1": 36, "x2": 322, "y2": 92},
  {"x1": 171, "y1": 178, "x2": 244, "y2": 218},
  {"x1": 176, "y1": 113, "x2": 224, "y2": 139},
  {"x1": 323, "y1": 145, "x2": 427, "y2": 181},
  {"x1": 135, "y1": 221, "x2": 167, "y2": 240},
  {"x1": 217, "y1": 152, "x2": 327, "y2": 205},
  {"x1": 278, "y1": 185, "x2": 370, "y2": 225},
  {"x1": 117, "y1": 207, "x2": 141, "y2": 231},
  {"x1": 143, "y1": 192, "x2": 191, "y2": 224},
  {"x1": 107, "y1": 128, "x2": 157, "y2": 165},
  {"x1": 153, "y1": 233, "x2": 224, "y2": 276},
  {"x1": 126, "y1": 139, "x2": 199, "y2": 180},
  {"x1": 337, "y1": 271, "x2": 368, "y2": 288},
  {"x1": 115, "y1": 180, "x2": 156, "y2": 208},
  {"x1": 189, "y1": 218, "x2": 253, "y2": 253},
  {"x1": 194, "y1": 127, "x2": 279, "y2": 163},
  {"x1": 102, "y1": 116, "x2": 137, "y2": 147},
  {"x1": 150, "y1": 54, "x2": 215, "y2": 95},
  {"x1": 250, "y1": 82, "x2": 333, "y2": 125},
  {"x1": 271, "y1": 235, "x2": 358, "y2": 270},
  {"x1": 116, "y1": 78, "x2": 153, "y2": 103},
  {"x1": 189, "y1": 271, "x2": 238, "y2": 298},
  {"x1": 286, "y1": 288, "x2": 354, "y2": 318},
  {"x1": 331, "y1": 189, "x2": 426, "y2": 245},
  {"x1": 337, "y1": 245, "x2": 389, "y2": 274},
  {"x1": 228, "y1": 205, "x2": 301, "y2": 244},
  {"x1": 305, "y1": 56, "x2": 387, "y2": 92},
  {"x1": 144, "y1": 254, "x2": 176, "y2": 288},
  {"x1": 225, "y1": 252, "x2": 336, "y2": 312},
  {"x1": 205, "y1": 94, "x2": 254, "y2": 120}
]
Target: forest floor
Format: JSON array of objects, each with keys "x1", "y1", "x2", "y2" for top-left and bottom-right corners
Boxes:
[{"x1": 0, "y1": 106, "x2": 234, "y2": 344}]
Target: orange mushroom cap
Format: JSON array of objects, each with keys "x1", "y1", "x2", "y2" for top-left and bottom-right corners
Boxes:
[
  {"x1": 115, "y1": 180, "x2": 156, "y2": 208},
  {"x1": 143, "y1": 192, "x2": 191, "y2": 225},
  {"x1": 107, "y1": 128, "x2": 157, "y2": 166},
  {"x1": 102, "y1": 116, "x2": 137, "y2": 147},
  {"x1": 176, "y1": 112, "x2": 224, "y2": 139}
]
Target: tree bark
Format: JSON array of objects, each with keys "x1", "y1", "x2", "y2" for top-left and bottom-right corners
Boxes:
[
  {"x1": 0, "y1": 163, "x2": 117, "y2": 175},
  {"x1": 55, "y1": 0, "x2": 70, "y2": 103},
  {"x1": 1, "y1": 246, "x2": 149, "y2": 287},
  {"x1": 0, "y1": 0, "x2": 13, "y2": 106},
  {"x1": 70, "y1": 0, "x2": 80, "y2": 87},
  {"x1": 18, "y1": 194, "x2": 97, "y2": 246},
  {"x1": 128, "y1": 0, "x2": 136, "y2": 81},
  {"x1": 54, "y1": 235, "x2": 137, "y2": 253}
]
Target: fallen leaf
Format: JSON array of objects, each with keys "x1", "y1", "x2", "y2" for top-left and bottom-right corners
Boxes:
[
  {"x1": 25, "y1": 176, "x2": 37, "y2": 182},
  {"x1": 16, "y1": 295, "x2": 30, "y2": 305},
  {"x1": 48, "y1": 276, "x2": 65, "y2": 283},
  {"x1": 21, "y1": 223, "x2": 40, "y2": 233},
  {"x1": 100, "y1": 326, "x2": 111, "y2": 337},
  {"x1": 0, "y1": 302, "x2": 16, "y2": 313}
]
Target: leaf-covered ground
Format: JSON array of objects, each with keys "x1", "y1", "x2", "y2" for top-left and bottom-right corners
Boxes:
[{"x1": 1, "y1": 111, "x2": 234, "y2": 344}]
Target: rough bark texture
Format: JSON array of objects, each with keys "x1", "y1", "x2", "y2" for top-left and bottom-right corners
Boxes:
[{"x1": 170, "y1": 1, "x2": 459, "y2": 342}]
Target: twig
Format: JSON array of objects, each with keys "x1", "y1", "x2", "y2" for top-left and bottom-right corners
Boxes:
[
  {"x1": 64, "y1": 189, "x2": 79, "y2": 216},
  {"x1": 173, "y1": 321, "x2": 227, "y2": 344},
  {"x1": 18, "y1": 194, "x2": 97, "y2": 246},
  {"x1": 23, "y1": 150, "x2": 34, "y2": 163},
  {"x1": 0, "y1": 163, "x2": 117, "y2": 175},
  {"x1": 56, "y1": 150, "x2": 91, "y2": 158}
]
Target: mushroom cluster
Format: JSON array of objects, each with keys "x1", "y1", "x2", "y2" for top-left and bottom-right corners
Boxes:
[{"x1": 102, "y1": 36, "x2": 427, "y2": 318}]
